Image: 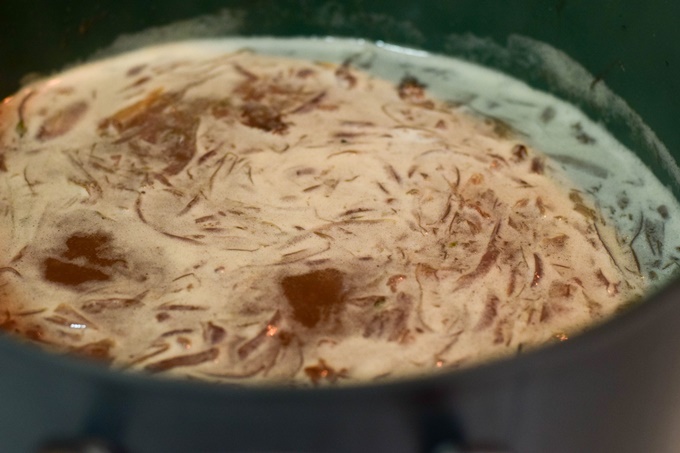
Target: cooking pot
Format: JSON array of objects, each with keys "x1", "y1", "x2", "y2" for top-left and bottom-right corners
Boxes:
[{"x1": 1, "y1": 1, "x2": 680, "y2": 452}]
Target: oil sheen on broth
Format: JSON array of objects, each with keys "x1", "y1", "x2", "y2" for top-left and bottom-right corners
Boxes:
[{"x1": 0, "y1": 38, "x2": 678, "y2": 385}]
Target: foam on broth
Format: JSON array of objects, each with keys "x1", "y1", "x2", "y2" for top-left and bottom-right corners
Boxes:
[{"x1": 0, "y1": 38, "x2": 677, "y2": 385}]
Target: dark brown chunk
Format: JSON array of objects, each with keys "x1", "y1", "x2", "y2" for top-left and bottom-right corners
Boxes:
[
  {"x1": 43, "y1": 232, "x2": 126, "y2": 287},
  {"x1": 62, "y1": 233, "x2": 118, "y2": 267},
  {"x1": 281, "y1": 268, "x2": 345, "y2": 328},
  {"x1": 43, "y1": 258, "x2": 110, "y2": 286}
]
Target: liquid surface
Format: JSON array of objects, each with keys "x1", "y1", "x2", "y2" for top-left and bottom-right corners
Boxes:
[{"x1": 0, "y1": 38, "x2": 678, "y2": 385}]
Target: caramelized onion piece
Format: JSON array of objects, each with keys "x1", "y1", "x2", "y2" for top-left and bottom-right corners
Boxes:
[
  {"x1": 144, "y1": 347, "x2": 219, "y2": 373},
  {"x1": 37, "y1": 101, "x2": 88, "y2": 141}
]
